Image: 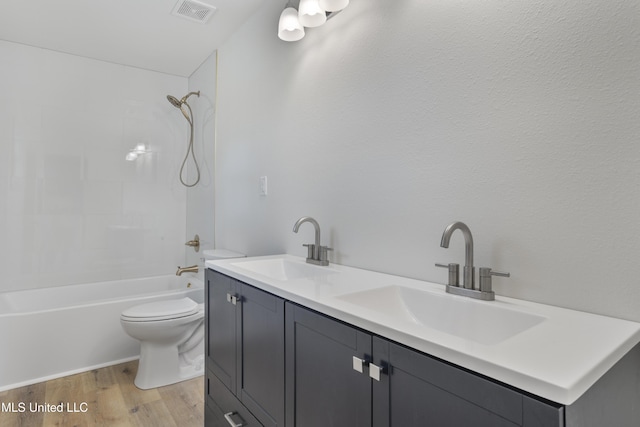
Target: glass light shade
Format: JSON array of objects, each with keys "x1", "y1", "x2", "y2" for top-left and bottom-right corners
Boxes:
[
  {"x1": 319, "y1": 0, "x2": 349, "y2": 12},
  {"x1": 298, "y1": 0, "x2": 326, "y2": 28},
  {"x1": 278, "y1": 7, "x2": 305, "y2": 42}
]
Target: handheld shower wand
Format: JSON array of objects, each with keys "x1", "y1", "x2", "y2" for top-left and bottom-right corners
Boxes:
[{"x1": 167, "y1": 91, "x2": 201, "y2": 187}]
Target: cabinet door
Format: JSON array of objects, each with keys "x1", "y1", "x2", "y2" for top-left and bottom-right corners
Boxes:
[
  {"x1": 286, "y1": 303, "x2": 372, "y2": 427},
  {"x1": 374, "y1": 338, "x2": 525, "y2": 427},
  {"x1": 239, "y1": 283, "x2": 285, "y2": 427},
  {"x1": 206, "y1": 269, "x2": 240, "y2": 394}
]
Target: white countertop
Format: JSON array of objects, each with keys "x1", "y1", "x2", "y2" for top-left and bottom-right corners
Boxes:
[{"x1": 206, "y1": 254, "x2": 640, "y2": 405}]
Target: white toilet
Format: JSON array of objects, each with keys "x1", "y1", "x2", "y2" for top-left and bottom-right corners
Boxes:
[{"x1": 120, "y1": 248, "x2": 245, "y2": 389}]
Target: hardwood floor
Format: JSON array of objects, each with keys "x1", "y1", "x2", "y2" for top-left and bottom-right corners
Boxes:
[{"x1": 0, "y1": 361, "x2": 204, "y2": 427}]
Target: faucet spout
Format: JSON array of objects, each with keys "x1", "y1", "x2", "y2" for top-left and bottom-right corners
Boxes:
[
  {"x1": 440, "y1": 221, "x2": 474, "y2": 289},
  {"x1": 293, "y1": 216, "x2": 332, "y2": 266},
  {"x1": 293, "y1": 216, "x2": 322, "y2": 259}
]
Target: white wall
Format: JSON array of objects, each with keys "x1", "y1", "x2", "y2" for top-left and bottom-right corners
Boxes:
[
  {"x1": 215, "y1": 0, "x2": 640, "y2": 321},
  {"x1": 186, "y1": 51, "x2": 217, "y2": 268},
  {"x1": 0, "y1": 40, "x2": 189, "y2": 292}
]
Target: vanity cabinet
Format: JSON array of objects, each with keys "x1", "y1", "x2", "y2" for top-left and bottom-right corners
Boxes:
[
  {"x1": 205, "y1": 270, "x2": 285, "y2": 427},
  {"x1": 285, "y1": 302, "x2": 563, "y2": 427},
  {"x1": 207, "y1": 268, "x2": 636, "y2": 427},
  {"x1": 372, "y1": 337, "x2": 563, "y2": 427},
  {"x1": 285, "y1": 302, "x2": 372, "y2": 427}
]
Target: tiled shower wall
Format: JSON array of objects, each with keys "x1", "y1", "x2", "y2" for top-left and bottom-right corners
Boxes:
[{"x1": 0, "y1": 40, "x2": 190, "y2": 292}]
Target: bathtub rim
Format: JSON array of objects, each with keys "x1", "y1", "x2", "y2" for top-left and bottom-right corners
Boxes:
[{"x1": 0, "y1": 274, "x2": 203, "y2": 317}]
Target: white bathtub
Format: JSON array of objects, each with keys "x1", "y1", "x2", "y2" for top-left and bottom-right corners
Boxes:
[{"x1": 0, "y1": 274, "x2": 204, "y2": 392}]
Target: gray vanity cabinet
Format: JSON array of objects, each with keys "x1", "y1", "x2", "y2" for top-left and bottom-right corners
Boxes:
[
  {"x1": 206, "y1": 270, "x2": 238, "y2": 393},
  {"x1": 372, "y1": 338, "x2": 563, "y2": 427},
  {"x1": 205, "y1": 270, "x2": 285, "y2": 427},
  {"x1": 286, "y1": 302, "x2": 563, "y2": 427},
  {"x1": 285, "y1": 302, "x2": 372, "y2": 427},
  {"x1": 205, "y1": 271, "x2": 636, "y2": 427}
]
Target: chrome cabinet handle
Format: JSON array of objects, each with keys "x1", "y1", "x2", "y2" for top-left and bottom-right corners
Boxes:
[
  {"x1": 369, "y1": 362, "x2": 383, "y2": 381},
  {"x1": 354, "y1": 356, "x2": 386, "y2": 381},
  {"x1": 226, "y1": 293, "x2": 239, "y2": 305},
  {"x1": 353, "y1": 356, "x2": 367, "y2": 373},
  {"x1": 224, "y1": 411, "x2": 244, "y2": 427}
]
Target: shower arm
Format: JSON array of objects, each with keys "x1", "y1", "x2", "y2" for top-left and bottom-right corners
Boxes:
[{"x1": 181, "y1": 92, "x2": 200, "y2": 102}]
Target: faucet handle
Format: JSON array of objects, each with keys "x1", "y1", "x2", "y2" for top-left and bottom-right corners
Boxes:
[
  {"x1": 302, "y1": 243, "x2": 315, "y2": 260},
  {"x1": 318, "y1": 246, "x2": 333, "y2": 263},
  {"x1": 478, "y1": 267, "x2": 510, "y2": 292},
  {"x1": 435, "y1": 263, "x2": 460, "y2": 287}
]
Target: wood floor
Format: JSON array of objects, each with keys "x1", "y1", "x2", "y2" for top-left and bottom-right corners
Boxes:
[{"x1": 0, "y1": 360, "x2": 204, "y2": 427}]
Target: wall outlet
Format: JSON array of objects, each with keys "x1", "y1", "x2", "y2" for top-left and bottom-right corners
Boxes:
[{"x1": 260, "y1": 176, "x2": 268, "y2": 196}]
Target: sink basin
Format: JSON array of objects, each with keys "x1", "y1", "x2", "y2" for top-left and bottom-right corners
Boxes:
[
  {"x1": 336, "y1": 285, "x2": 545, "y2": 345},
  {"x1": 230, "y1": 258, "x2": 338, "y2": 281}
]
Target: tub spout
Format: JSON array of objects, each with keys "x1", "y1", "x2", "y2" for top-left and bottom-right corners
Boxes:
[{"x1": 176, "y1": 265, "x2": 199, "y2": 276}]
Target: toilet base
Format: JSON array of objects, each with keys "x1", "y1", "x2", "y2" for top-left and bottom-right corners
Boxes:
[{"x1": 134, "y1": 339, "x2": 204, "y2": 390}]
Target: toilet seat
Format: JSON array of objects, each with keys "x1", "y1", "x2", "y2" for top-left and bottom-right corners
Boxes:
[{"x1": 121, "y1": 297, "x2": 199, "y2": 322}]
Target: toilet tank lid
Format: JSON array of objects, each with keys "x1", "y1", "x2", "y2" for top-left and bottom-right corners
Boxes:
[
  {"x1": 203, "y1": 249, "x2": 246, "y2": 260},
  {"x1": 122, "y1": 297, "x2": 198, "y2": 319}
]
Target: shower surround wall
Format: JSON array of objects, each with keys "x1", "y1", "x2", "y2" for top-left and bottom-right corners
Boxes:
[{"x1": 0, "y1": 40, "x2": 189, "y2": 293}]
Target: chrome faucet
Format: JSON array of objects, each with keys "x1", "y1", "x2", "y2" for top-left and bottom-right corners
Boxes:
[
  {"x1": 440, "y1": 221, "x2": 474, "y2": 289},
  {"x1": 176, "y1": 265, "x2": 198, "y2": 276},
  {"x1": 436, "y1": 221, "x2": 509, "y2": 301},
  {"x1": 293, "y1": 216, "x2": 332, "y2": 266}
]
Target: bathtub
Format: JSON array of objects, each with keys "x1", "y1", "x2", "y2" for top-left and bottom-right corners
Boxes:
[{"x1": 0, "y1": 274, "x2": 204, "y2": 392}]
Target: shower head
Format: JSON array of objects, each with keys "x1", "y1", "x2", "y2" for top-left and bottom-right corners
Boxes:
[
  {"x1": 167, "y1": 91, "x2": 200, "y2": 124},
  {"x1": 167, "y1": 95, "x2": 182, "y2": 108},
  {"x1": 167, "y1": 91, "x2": 200, "y2": 109}
]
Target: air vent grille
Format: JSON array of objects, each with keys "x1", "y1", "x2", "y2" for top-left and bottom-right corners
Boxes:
[{"x1": 171, "y1": 0, "x2": 217, "y2": 24}]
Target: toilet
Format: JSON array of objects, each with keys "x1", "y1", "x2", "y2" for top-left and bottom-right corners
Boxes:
[{"x1": 120, "y1": 248, "x2": 245, "y2": 389}]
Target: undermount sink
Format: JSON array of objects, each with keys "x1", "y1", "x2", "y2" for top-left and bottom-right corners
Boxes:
[
  {"x1": 231, "y1": 258, "x2": 338, "y2": 281},
  {"x1": 336, "y1": 285, "x2": 545, "y2": 345}
]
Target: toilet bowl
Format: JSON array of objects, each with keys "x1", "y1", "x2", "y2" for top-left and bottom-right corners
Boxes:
[
  {"x1": 120, "y1": 297, "x2": 205, "y2": 389},
  {"x1": 120, "y1": 248, "x2": 245, "y2": 389}
]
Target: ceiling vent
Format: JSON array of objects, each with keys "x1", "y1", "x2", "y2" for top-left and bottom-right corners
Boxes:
[{"x1": 171, "y1": 0, "x2": 217, "y2": 24}]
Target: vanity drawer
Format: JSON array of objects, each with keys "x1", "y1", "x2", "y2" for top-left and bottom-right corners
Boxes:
[{"x1": 206, "y1": 369, "x2": 264, "y2": 427}]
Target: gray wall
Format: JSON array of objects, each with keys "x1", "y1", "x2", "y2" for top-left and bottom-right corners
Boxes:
[{"x1": 214, "y1": 0, "x2": 640, "y2": 321}]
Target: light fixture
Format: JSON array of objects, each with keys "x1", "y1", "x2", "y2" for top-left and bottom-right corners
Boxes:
[
  {"x1": 319, "y1": 0, "x2": 349, "y2": 12},
  {"x1": 278, "y1": 6, "x2": 305, "y2": 42},
  {"x1": 298, "y1": 0, "x2": 326, "y2": 28},
  {"x1": 278, "y1": 0, "x2": 349, "y2": 43}
]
